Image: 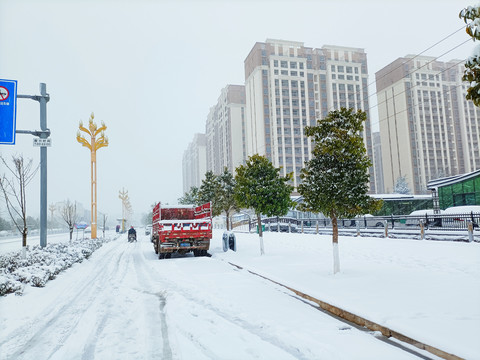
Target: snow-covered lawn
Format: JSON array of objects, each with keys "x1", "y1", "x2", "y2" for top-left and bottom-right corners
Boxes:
[
  {"x1": 0, "y1": 229, "x2": 478, "y2": 359},
  {"x1": 213, "y1": 231, "x2": 480, "y2": 359}
]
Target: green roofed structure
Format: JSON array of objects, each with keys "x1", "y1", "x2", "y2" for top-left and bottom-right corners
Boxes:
[{"x1": 427, "y1": 170, "x2": 480, "y2": 212}]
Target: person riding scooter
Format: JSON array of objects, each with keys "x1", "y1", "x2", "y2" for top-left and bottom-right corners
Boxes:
[{"x1": 128, "y1": 226, "x2": 137, "y2": 242}]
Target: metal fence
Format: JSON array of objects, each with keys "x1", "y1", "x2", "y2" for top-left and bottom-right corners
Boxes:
[{"x1": 244, "y1": 212, "x2": 480, "y2": 232}]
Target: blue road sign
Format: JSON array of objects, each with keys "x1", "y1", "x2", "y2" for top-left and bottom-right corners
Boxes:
[{"x1": 0, "y1": 79, "x2": 18, "y2": 145}]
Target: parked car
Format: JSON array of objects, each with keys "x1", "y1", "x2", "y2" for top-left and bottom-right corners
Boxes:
[
  {"x1": 269, "y1": 222, "x2": 297, "y2": 232},
  {"x1": 145, "y1": 224, "x2": 152, "y2": 235},
  {"x1": 405, "y1": 209, "x2": 440, "y2": 227},
  {"x1": 356, "y1": 214, "x2": 385, "y2": 228},
  {"x1": 442, "y1": 206, "x2": 480, "y2": 229}
]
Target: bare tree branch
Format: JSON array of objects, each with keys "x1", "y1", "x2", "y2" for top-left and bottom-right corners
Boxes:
[
  {"x1": 61, "y1": 199, "x2": 78, "y2": 241},
  {"x1": 0, "y1": 154, "x2": 38, "y2": 250}
]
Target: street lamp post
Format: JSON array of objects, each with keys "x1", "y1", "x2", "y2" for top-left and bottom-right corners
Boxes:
[
  {"x1": 118, "y1": 188, "x2": 132, "y2": 233},
  {"x1": 118, "y1": 188, "x2": 129, "y2": 233},
  {"x1": 76, "y1": 113, "x2": 108, "y2": 239}
]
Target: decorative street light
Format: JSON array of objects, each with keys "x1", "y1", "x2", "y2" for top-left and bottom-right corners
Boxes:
[
  {"x1": 76, "y1": 113, "x2": 108, "y2": 239},
  {"x1": 118, "y1": 188, "x2": 130, "y2": 233}
]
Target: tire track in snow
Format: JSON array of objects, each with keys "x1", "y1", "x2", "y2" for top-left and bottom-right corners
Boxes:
[
  {"x1": 145, "y1": 258, "x2": 312, "y2": 360},
  {"x1": 131, "y1": 243, "x2": 173, "y2": 360},
  {"x1": 80, "y1": 243, "x2": 136, "y2": 360},
  {"x1": 0, "y1": 238, "x2": 128, "y2": 359}
]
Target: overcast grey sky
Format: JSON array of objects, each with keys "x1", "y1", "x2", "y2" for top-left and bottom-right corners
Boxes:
[{"x1": 0, "y1": 0, "x2": 472, "y2": 224}]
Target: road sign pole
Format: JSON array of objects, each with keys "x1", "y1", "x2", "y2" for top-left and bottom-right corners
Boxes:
[
  {"x1": 16, "y1": 83, "x2": 50, "y2": 247},
  {"x1": 39, "y1": 83, "x2": 48, "y2": 247}
]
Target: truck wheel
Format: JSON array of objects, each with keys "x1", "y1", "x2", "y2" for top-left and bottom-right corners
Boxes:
[
  {"x1": 159, "y1": 253, "x2": 166, "y2": 260},
  {"x1": 154, "y1": 240, "x2": 159, "y2": 254}
]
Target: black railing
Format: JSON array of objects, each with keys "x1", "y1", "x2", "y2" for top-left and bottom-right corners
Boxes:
[{"x1": 246, "y1": 212, "x2": 480, "y2": 232}]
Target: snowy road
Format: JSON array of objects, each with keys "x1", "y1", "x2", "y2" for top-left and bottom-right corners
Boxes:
[{"x1": 1, "y1": 233, "x2": 435, "y2": 359}]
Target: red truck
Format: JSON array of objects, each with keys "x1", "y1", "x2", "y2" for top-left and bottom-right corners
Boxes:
[{"x1": 152, "y1": 202, "x2": 212, "y2": 259}]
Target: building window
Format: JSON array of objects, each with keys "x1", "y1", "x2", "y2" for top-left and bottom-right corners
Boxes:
[{"x1": 281, "y1": 61, "x2": 288, "y2": 68}]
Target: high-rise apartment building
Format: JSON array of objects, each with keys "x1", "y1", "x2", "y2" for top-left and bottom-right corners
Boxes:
[
  {"x1": 244, "y1": 39, "x2": 375, "y2": 191},
  {"x1": 373, "y1": 132, "x2": 385, "y2": 194},
  {"x1": 206, "y1": 85, "x2": 246, "y2": 175},
  {"x1": 182, "y1": 133, "x2": 207, "y2": 194},
  {"x1": 376, "y1": 55, "x2": 480, "y2": 194}
]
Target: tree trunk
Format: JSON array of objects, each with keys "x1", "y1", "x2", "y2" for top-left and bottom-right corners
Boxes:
[
  {"x1": 331, "y1": 214, "x2": 340, "y2": 274},
  {"x1": 225, "y1": 211, "x2": 230, "y2": 231},
  {"x1": 69, "y1": 227, "x2": 73, "y2": 243},
  {"x1": 257, "y1": 213, "x2": 265, "y2": 256},
  {"x1": 22, "y1": 231, "x2": 27, "y2": 259}
]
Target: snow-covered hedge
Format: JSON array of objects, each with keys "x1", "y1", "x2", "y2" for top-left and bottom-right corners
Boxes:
[{"x1": 0, "y1": 237, "x2": 113, "y2": 296}]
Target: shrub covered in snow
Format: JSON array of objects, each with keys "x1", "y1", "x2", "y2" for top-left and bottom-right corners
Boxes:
[{"x1": 0, "y1": 237, "x2": 113, "y2": 296}]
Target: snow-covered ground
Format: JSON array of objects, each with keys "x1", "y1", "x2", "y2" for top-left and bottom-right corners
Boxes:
[{"x1": 0, "y1": 229, "x2": 478, "y2": 359}]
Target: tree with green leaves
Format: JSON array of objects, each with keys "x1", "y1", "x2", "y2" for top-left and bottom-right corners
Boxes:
[
  {"x1": 198, "y1": 171, "x2": 222, "y2": 216},
  {"x1": 460, "y1": 5, "x2": 480, "y2": 106},
  {"x1": 234, "y1": 154, "x2": 294, "y2": 255},
  {"x1": 298, "y1": 108, "x2": 382, "y2": 274},
  {"x1": 178, "y1": 186, "x2": 199, "y2": 205},
  {"x1": 217, "y1": 168, "x2": 238, "y2": 230}
]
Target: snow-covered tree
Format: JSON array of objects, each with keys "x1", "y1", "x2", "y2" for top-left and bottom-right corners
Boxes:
[
  {"x1": 217, "y1": 168, "x2": 238, "y2": 230},
  {"x1": 393, "y1": 175, "x2": 411, "y2": 195},
  {"x1": 0, "y1": 155, "x2": 38, "y2": 258},
  {"x1": 298, "y1": 108, "x2": 382, "y2": 274},
  {"x1": 234, "y1": 154, "x2": 294, "y2": 255},
  {"x1": 61, "y1": 200, "x2": 77, "y2": 243},
  {"x1": 178, "y1": 186, "x2": 199, "y2": 205},
  {"x1": 0, "y1": 216, "x2": 12, "y2": 231},
  {"x1": 460, "y1": 5, "x2": 480, "y2": 106},
  {"x1": 198, "y1": 171, "x2": 222, "y2": 216},
  {"x1": 142, "y1": 203, "x2": 155, "y2": 225}
]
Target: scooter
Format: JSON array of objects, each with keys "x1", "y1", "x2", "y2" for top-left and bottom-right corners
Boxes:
[{"x1": 128, "y1": 233, "x2": 137, "y2": 242}]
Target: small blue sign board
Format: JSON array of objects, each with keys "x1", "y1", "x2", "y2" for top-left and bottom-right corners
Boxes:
[
  {"x1": 0, "y1": 79, "x2": 18, "y2": 145},
  {"x1": 75, "y1": 221, "x2": 89, "y2": 230}
]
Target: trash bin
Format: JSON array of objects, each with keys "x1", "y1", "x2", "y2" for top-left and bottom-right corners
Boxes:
[
  {"x1": 228, "y1": 232, "x2": 236, "y2": 251},
  {"x1": 222, "y1": 231, "x2": 229, "y2": 252},
  {"x1": 222, "y1": 231, "x2": 237, "y2": 252}
]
